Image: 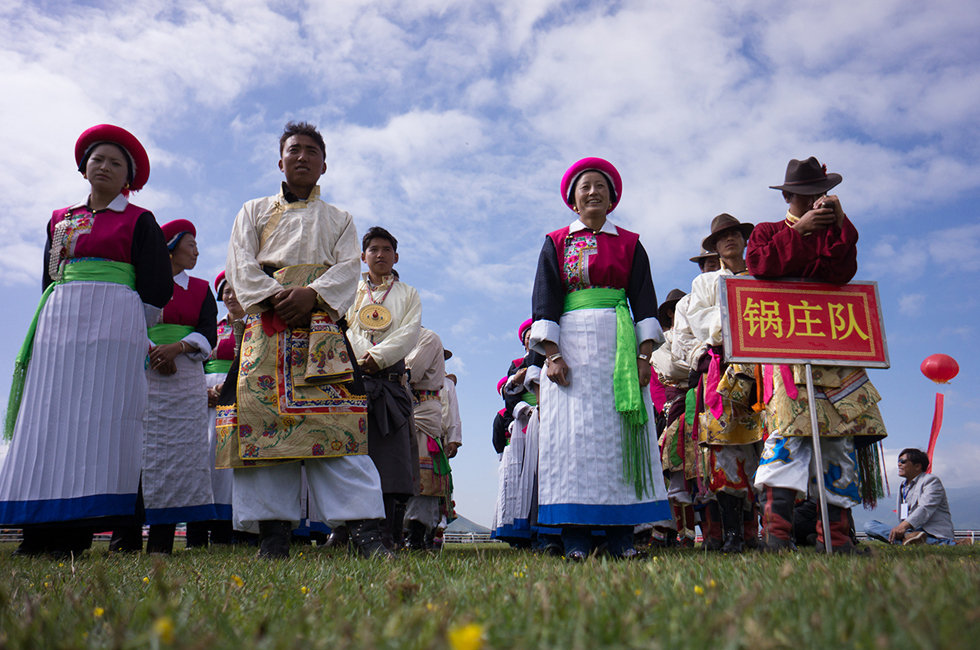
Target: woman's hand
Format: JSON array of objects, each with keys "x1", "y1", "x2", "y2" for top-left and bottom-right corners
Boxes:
[
  {"x1": 207, "y1": 384, "x2": 222, "y2": 407},
  {"x1": 637, "y1": 357, "x2": 652, "y2": 387},
  {"x1": 149, "y1": 342, "x2": 184, "y2": 374},
  {"x1": 546, "y1": 356, "x2": 570, "y2": 386}
]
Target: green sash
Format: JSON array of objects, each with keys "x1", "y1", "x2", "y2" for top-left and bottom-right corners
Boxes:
[
  {"x1": 147, "y1": 323, "x2": 195, "y2": 346},
  {"x1": 5, "y1": 260, "x2": 137, "y2": 439},
  {"x1": 520, "y1": 391, "x2": 538, "y2": 407},
  {"x1": 204, "y1": 359, "x2": 233, "y2": 375},
  {"x1": 563, "y1": 287, "x2": 653, "y2": 499}
]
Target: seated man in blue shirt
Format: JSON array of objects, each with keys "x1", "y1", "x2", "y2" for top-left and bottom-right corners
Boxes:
[{"x1": 865, "y1": 448, "x2": 955, "y2": 545}]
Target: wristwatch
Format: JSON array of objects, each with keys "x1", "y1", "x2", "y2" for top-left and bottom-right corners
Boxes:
[{"x1": 637, "y1": 353, "x2": 650, "y2": 362}]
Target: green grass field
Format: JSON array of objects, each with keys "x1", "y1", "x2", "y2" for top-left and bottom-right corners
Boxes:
[{"x1": 2, "y1": 542, "x2": 978, "y2": 649}]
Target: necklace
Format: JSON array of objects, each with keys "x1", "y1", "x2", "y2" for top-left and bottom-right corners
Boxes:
[{"x1": 355, "y1": 277, "x2": 396, "y2": 331}]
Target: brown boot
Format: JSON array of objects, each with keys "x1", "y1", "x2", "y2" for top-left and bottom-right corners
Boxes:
[
  {"x1": 816, "y1": 505, "x2": 867, "y2": 554},
  {"x1": 743, "y1": 500, "x2": 759, "y2": 550},
  {"x1": 760, "y1": 486, "x2": 796, "y2": 552},
  {"x1": 701, "y1": 501, "x2": 723, "y2": 551}
]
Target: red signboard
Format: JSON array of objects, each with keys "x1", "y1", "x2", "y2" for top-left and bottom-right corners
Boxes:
[{"x1": 720, "y1": 277, "x2": 889, "y2": 367}]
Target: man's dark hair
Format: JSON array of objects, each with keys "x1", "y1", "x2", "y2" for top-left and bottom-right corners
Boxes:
[
  {"x1": 900, "y1": 448, "x2": 930, "y2": 472},
  {"x1": 362, "y1": 226, "x2": 398, "y2": 252},
  {"x1": 279, "y1": 121, "x2": 326, "y2": 157}
]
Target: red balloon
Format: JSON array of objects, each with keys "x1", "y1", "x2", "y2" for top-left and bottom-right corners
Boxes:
[{"x1": 921, "y1": 354, "x2": 959, "y2": 384}]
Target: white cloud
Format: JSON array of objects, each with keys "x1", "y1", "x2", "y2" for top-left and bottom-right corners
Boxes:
[{"x1": 898, "y1": 293, "x2": 925, "y2": 316}]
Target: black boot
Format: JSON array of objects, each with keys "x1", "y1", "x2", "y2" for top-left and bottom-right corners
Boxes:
[
  {"x1": 386, "y1": 498, "x2": 408, "y2": 551},
  {"x1": 185, "y1": 521, "x2": 210, "y2": 548},
  {"x1": 146, "y1": 524, "x2": 176, "y2": 555},
  {"x1": 109, "y1": 524, "x2": 144, "y2": 553},
  {"x1": 257, "y1": 520, "x2": 291, "y2": 559},
  {"x1": 349, "y1": 519, "x2": 395, "y2": 559},
  {"x1": 701, "y1": 501, "x2": 723, "y2": 551},
  {"x1": 404, "y1": 519, "x2": 427, "y2": 551},
  {"x1": 717, "y1": 493, "x2": 745, "y2": 553}
]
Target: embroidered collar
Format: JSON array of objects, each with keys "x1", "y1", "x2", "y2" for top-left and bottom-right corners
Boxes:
[
  {"x1": 280, "y1": 182, "x2": 321, "y2": 204},
  {"x1": 569, "y1": 218, "x2": 618, "y2": 235},
  {"x1": 362, "y1": 272, "x2": 395, "y2": 289},
  {"x1": 173, "y1": 270, "x2": 190, "y2": 290},
  {"x1": 70, "y1": 193, "x2": 130, "y2": 213}
]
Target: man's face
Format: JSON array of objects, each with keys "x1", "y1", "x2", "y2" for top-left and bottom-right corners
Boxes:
[
  {"x1": 898, "y1": 455, "x2": 921, "y2": 479},
  {"x1": 362, "y1": 238, "x2": 398, "y2": 277},
  {"x1": 714, "y1": 228, "x2": 745, "y2": 259},
  {"x1": 700, "y1": 257, "x2": 721, "y2": 273},
  {"x1": 278, "y1": 134, "x2": 326, "y2": 189},
  {"x1": 786, "y1": 192, "x2": 824, "y2": 217}
]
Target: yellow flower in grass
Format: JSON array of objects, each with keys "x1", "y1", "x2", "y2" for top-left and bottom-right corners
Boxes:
[
  {"x1": 300, "y1": 585, "x2": 309, "y2": 595},
  {"x1": 93, "y1": 607, "x2": 105, "y2": 618},
  {"x1": 448, "y1": 623, "x2": 485, "y2": 650},
  {"x1": 153, "y1": 616, "x2": 175, "y2": 644},
  {"x1": 709, "y1": 579, "x2": 717, "y2": 589},
  {"x1": 694, "y1": 585, "x2": 705, "y2": 596},
  {"x1": 142, "y1": 576, "x2": 150, "y2": 585},
  {"x1": 231, "y1": 575, "x2": 244, "y2": 588}
]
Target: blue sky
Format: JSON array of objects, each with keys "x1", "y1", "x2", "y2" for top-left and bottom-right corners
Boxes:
[{"x1": 1, "y1": 0, "x2": 978, "y2": 527}]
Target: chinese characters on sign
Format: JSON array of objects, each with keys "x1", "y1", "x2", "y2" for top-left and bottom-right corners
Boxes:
[{"x1": 720, "y1": 277, "x2": 889, "y2": 367}]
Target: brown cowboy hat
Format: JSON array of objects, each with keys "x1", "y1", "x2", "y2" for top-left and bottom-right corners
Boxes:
[
  {"x1": 769, "y1": 156, "x2": 842, "y2": 195},
  {"x1": 658, "y1": 288, "x2": 686, "y2": 328},
  {"x1": 689, "y1": 248, "x2": 720, "y2": 264},
  {"x1": 701, "y1": 213, "x2": 754, "y2": 253}
]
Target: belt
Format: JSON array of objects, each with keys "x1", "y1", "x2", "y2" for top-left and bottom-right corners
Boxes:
[{"x1": 412, "y1": 389, "x2": 440, "y2": 403}]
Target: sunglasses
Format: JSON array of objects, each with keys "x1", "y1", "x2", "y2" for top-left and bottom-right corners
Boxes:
[{"x1": 897, "y1": 458, "x2": 909, "y2": 465}]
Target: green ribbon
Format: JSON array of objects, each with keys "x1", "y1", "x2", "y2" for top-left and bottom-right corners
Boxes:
[
  {"x1": 147, "y1": 323, "x2": 195, "y2": 346},
  {"x1": 563, "y1": 287, "x2": 652, "y2": 499},
  {"x1": 204, "y1": 359, "x2": 233, "y2": 375},
  {"x1": 520, "y1": 391, "x2": 538, "y2": 407},
  {"x1": 5, "y1": 260, "x2": 136, "y2": 439}
]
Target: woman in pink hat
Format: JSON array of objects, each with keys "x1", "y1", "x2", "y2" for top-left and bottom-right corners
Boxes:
[
  {"x1": 0, "y1": 125, "x2": 173, "y2": 557},
  {"x1": 492, "y1": 319, "x2": 543, "y2": 547},
  {"x1": 184, "y1": 272, "x2": 245, "y2": 547},
  {"x1": 528, "y1": 157, "x2": 669, "y2": 560},
  {"x1": 110, "y1": 219, "x2": 218, "y2": 554}
]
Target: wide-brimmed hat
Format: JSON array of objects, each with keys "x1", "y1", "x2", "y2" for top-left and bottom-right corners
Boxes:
[
  {"x1": 560, "y1": 157, "x2": 622, "y2": 213},
  {"x1": 161, "y1": 218, "x2": 196, "y2": 251},
  {"x1": 74, "y1": 124, "x2": 150, "y2": 192},
  {"x1": 689, "y1": 249, "x2": 720, "y2": 264},
  {"x1": 658, "y1": 288, "x2": 686, "y2": 328},
  {"x1": 769, "y1": 156, "x2": 842, "y2": 195},
  {"x1": 701, "y1": 213, "x2": 754, "y2": 253}
]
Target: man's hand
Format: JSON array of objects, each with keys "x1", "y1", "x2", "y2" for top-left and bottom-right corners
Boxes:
[
  {"x1": 207, "y1": 384, "x2": 222, "y2": 408},
  {"x1": 512, "y1": 367, "x2": 528, "y2": 386},
  {"x1": 816, "y1": 194, "x2": 845, "y2": 228},
  {"x1": 792, "y1": 204, "x2": 838, "y2": 235},
  {"x1": 889, "y1": 520, "x2": 912, "y2": 543},
  {"x1": 359, "y1": 352, "x2": 381, "y2": 375},
  {"x1": 445, "y1": 441, "x2": 461, "y2": 458},
  {"x1": 272, "y1": 286, "x2": 318, "y2": 328}
]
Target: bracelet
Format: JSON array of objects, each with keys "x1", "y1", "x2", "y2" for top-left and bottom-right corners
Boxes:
[
  {"x1": 180, "y1": 341, "x2": 188, "y2": 354},
  {"x1": 547, "y1": 353, "x2": 563, "y2": 364}
]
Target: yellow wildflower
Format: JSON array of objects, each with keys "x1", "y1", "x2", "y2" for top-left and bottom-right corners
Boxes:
[
  {"x1": 709, "y1": 579, "x2": 717, "y2": 589},
  {"x1": 300, "y1": 585, "x2": 309, "y2": 595},
  {"x1": 142, "y1": 577, "x2": 150, "y2": 584},
  {"x1": 448, "y1": 623, "x2": 485, "y2": 650},
  {"x1": 153, "y1": 616, "x2": 175, "y2": 644},
  {"x1": 231, "y1": 575, "x2": 244, "y2": 588},
  {"x1": 694, "y1": 585, "x2": 705, "y2": 595},
  {"x1": 93, "y1": 607, "x2": 105, "y2": 618},
  {"x1": 634, "y1": 589, "x2": 642, "y2": 596}
]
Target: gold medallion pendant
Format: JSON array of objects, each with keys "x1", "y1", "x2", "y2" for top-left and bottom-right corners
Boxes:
[{"x1": 357, "y1": 303, "x2": 392, "y2": 331}]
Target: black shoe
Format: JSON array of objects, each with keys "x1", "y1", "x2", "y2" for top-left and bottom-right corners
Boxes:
[
  {"x1": 325, "y1": 525, "x2": 350, "y2": 549},
  {"x1": 404, "y1": 520, "x2": 426, "y2": 551},
  {"x1": 257, "y1": 520, "x2": 291, "y2": 559},
  {"x1": 565, "y1": 550, "x2": 588, "y2": 562},
  {"x1": 350, "y1": 520, "x2": 395, "y2": 559}
]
